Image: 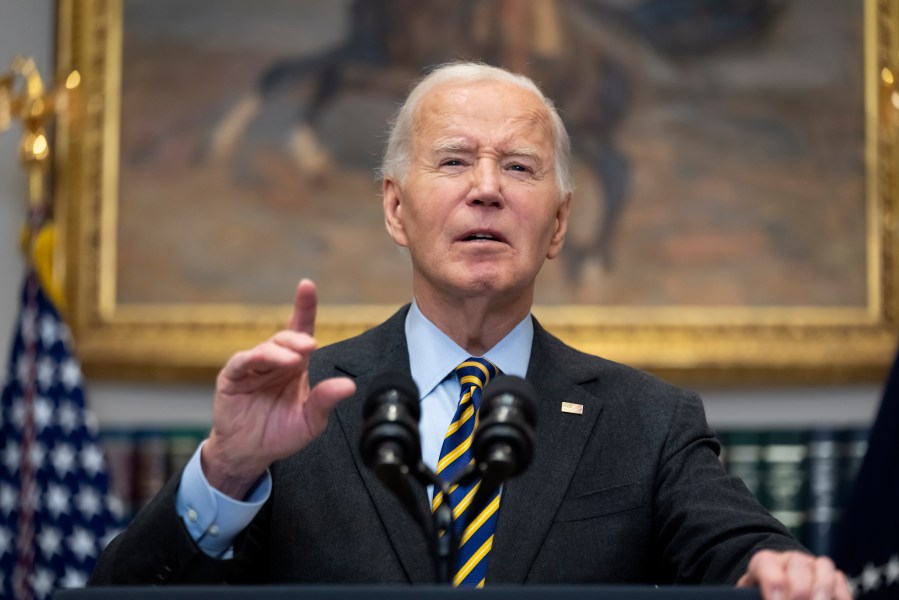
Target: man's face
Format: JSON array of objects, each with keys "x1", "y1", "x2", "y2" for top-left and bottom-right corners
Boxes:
[{"x1": 383, "y1": 79, "x2": 570, "y2": 305}]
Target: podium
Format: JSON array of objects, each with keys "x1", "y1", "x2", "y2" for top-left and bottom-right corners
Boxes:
[{"x1": 54, "y1": 586, "x2": 761, "y2": 599}]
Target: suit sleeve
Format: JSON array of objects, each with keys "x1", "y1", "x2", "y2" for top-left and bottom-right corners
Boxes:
[
  {"x1": 651, "y1": 390, "x2": 806, "y2": 584},
  {"x1": 89, "y1": 470, "x2": 271, "y2": 585}
]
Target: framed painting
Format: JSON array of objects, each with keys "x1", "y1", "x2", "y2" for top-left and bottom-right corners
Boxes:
[{"x1": 54, "y1": 0, "x2": 899, "y2": 383}]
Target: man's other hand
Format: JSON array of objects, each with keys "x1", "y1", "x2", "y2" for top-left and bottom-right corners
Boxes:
[{"x1": 737, "y1": 549, "x2": 852, "y2": 600}]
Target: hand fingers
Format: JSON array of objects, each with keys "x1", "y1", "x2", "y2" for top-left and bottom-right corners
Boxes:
[
  {"x1": 738, "y1": 550, "x2": 852, "y2": 600},
  {"x1": 288, "y1": 279, "x2": 317, "y2": 335},
  {"x1": 810, "y1": 556, "x2": 836, "y2": 600},
  {"x1": 304, "y1": 377, "x2": 357, "y2": 430},
  {"x1": 832, "y1": 569, "x2": 852, "y2": 600},
  {"x1": 783, "y1": 553, "x2": 814, "y2": 599},
  {"x1": 737, "y1": 550, "x2": 788, "y2": 599},
  {"x1": 270, "y1": 329, "x2": 316, "y2": 354},
  {"x1": 221, "y1": 342, "x2": 304, "y2": 382}
]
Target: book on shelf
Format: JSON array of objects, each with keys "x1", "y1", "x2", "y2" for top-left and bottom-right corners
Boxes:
[
  {"x1": 98, "y1": 426, "x2": 208, "y2": 522},
  {"x1": 759, "y1": 429, "x2": 808, "y2": 543},
  {"x1": 806, "y1": 428, "x2": 840, "y2": 556},
  {"x1": 98, "y1": 422, "x2": 870, "y2": 547},
  {"x1": 719, "y1": 425, "x2": 869, "y2": 556}
]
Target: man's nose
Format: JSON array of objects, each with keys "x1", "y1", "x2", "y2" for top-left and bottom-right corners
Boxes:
[{"x1": 468, "y1": 160, "x2": 503, "y2": 207}]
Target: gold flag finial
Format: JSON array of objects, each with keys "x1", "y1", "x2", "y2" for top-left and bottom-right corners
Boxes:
[{"x1": 1, "y1": 55, "x2": 80, "y2": 309}]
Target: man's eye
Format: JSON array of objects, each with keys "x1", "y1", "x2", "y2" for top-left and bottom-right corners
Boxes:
[
  {"x1": 508, "y1": 164, "x2": 530, "y2": 172},
  {"x1": 442, "y1": 159, "x2": 464, "y2": 167}
]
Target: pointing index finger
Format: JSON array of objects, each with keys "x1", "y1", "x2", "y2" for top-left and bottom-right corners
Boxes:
[{"x1": 288, "y1": 279, "x2": 318, "y2": 336}]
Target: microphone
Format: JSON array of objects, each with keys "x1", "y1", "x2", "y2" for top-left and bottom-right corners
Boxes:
[
  {"x1": 468, "y1": 375, "x2": 538, "y2": 516},
  {"x1": 359, "y1": 372, "x2": 444, "y2": 568},
  {"x1": 359, "y1": 372, "x2": 422, "y2": 479}
]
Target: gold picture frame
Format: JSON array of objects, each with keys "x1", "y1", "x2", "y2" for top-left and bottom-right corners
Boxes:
[{"x1": 54, "y1": 0, "x2": 899, "y2": 384}]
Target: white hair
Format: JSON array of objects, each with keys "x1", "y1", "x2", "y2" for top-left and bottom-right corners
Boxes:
[{"x1": 380, "y1": 62, "x2": 573, "y2": 197}]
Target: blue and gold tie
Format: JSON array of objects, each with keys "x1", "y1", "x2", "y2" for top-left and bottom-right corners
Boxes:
[{"x1": 432, "y1": 357, "x2": 502, "y2": 587}]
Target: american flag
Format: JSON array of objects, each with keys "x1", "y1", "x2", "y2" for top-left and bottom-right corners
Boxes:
[
  {"x1": 834, "y1": 345, "x2": 899, "y2": 598},
  {"x1": 0, "y1": 271, "x2": 121, "y2": 600}
]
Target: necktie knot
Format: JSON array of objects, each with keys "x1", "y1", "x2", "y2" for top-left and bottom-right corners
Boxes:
[{"x1": 454, "y1": 357, "x2": 499, "y2": 412}]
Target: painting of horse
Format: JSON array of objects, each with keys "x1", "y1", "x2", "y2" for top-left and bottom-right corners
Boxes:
[{"x1": 116, "y1": 0, "x2": 866, "y2": 308}]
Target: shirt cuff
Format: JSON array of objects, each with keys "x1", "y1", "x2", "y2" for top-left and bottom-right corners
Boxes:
[{"x1": 175, "y1": 439, "x2": 272, "y2": 558}]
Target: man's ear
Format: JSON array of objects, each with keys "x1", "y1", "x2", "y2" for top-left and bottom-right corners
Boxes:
[
  {"x1": 546, "y1": 192, "x2": 571, "y2": 260},
  {"x1": 383, "y1": 178, "x2": 409, "y2": 248}
]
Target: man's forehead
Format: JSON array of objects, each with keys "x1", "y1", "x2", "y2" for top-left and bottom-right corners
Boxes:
[{"x1": 413, "y1": 80, "x2": 554, "y2": 145}]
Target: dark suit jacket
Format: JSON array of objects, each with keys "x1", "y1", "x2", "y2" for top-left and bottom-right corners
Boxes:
[{"x1": 90, "y1": 306, "x2": 802, "y2": 586}]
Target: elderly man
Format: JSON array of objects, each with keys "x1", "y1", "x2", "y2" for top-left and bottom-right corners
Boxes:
[{"x1": 91, "y1": 62, "x2": 850, "y2": 599}]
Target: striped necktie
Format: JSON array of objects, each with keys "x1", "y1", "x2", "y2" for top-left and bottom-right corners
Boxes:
[{"x1": 432, "y1": 357, "x2": 502, "y2": 587}]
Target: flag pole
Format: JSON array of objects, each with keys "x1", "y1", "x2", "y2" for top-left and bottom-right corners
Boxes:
[{"x1": 0, "y1": 55, "x2": 80, "y2": 309}]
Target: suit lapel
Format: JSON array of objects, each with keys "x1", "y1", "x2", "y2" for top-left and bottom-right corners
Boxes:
[
  {"x1": 328, "y1": 307, "x2": 436, "y2": 583},
  {"x1": 489, "y1": 323, "x2": 605, "y2": 584},
  {"x1": 323, "y1": 310, "x2": 605, "y2": 584}
]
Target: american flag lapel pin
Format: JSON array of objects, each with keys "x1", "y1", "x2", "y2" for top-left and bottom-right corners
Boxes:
[{"x1": 561, "y1": 402, "x2": 584, "y2": 415}]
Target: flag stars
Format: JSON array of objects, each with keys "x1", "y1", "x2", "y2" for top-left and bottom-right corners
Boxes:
[
  {"x1": 0, "y1": 483, "x2": 17, "y2": 515},
  {"x1": 76, "y1": 485, "x2": 102, "y2": 518},
  {"x1": 106, "y1": 495, "x2": 125, "y2": 521},
  {"x1": 60, "y1": 358, "x2": 82, "y2": 391},
  {"x1": 84, "y1": 411, "x2": 100, "y2": 437},
  {"x1": 2, "y1": 278, "x2": 119, "y2": 595},
  {"x1": 37, "y1": 526, "x2": 63, "y2": 558},
  {"x1": 36, "y1": 356, "x2": 56, "y2": 392},
  {"x1": 886, "y1": 555, "x2": 899, "y2": 585},
  {"x1": 29, "y1": 441, "x2": 46, "y2": 469},
  {"x1": 44, "y1": 483, "x2": 70, "y2": 518},
  {"x1": 33, "y1": 568, "x2": 55, "y2": 599},
  {"x1": 81, "y1": 444, "x2": 105, "y2": 477},
  {"x1": 34, "y1": 395, "x2": 53, "y2": 430},
  {"x1": 51, "y1": 442, "x2": 77, "y2": 475},
  {"x1": 862, "y1": 562, "x2": 882, "y2": 592},
  {"x1": 57, "y1": 401, "x2": 79, "y2": 433},
  {"x1": 67, "y1": 526, "x2": 97, "y2": 562},
  {"x1": 2, "y1": 441, "x2": 21, "y2": 473},
  {"x1": 61, "y1": 567, "x2": 88, "y2": 589},
  {"x1": 39, "y1": 313, "x2": 59, "y2": 347}
]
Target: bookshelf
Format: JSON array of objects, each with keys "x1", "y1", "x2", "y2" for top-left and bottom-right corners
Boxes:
[{"x1": 88, "y1": 379, "x2": 882, "y2": 555}]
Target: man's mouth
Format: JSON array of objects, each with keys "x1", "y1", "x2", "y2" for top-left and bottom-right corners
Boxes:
[{"x1": 458, "y1": 230, "x2": 507, "y2": 243}]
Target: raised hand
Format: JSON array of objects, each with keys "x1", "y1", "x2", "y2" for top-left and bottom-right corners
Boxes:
[{"x1": 201, "y1": 279, "x2": 356, "y2": 498}]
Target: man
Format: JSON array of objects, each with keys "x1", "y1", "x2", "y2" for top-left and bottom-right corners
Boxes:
[{"x1": 91, "y1": 62, "x2": 850, "y2": 599}]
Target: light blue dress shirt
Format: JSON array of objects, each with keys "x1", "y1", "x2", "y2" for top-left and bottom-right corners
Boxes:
[{"x1": 175, "y1": 300, "x2": 533, "y2": 557}]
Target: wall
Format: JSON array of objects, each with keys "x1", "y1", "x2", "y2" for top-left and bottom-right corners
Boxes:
[{"x1": 0, "y1": 0, "x2": 884, "y2": 434}]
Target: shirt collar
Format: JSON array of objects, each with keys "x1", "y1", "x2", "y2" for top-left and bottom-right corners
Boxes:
[{"x1": 405, "y1": 299, "x2": 533, "y2": 398}]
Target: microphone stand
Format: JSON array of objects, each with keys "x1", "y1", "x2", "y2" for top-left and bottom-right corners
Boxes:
[
  {"x1": 371, "y1": 446, "x2": 458, "y2": 585},
  {"x1": 413, "y1": 463, "x2": 456, "y2": 585},
  {"x1": 372, "y1": 448, "x2": 521, "y2": 585},
  {"x1": 362, "y1": 374, "x2": 537, "y2": 585}
]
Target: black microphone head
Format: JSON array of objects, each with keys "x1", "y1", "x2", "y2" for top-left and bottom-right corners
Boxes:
[
  {"x1": 480, "y1": 375, "x2": 538, "y2": 426},
  {"x1": 359, "y1": 371, "x2": 422, "y2": 471},
  {"x1": 473, "y1": 375, "x2": 538, "y2": 477},
  {"x1": 362, "y1": 371, "x2": 421, "y2": 421}
]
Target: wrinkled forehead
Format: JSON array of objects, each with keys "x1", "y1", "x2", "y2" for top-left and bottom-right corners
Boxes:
[{"x1": 412, "y1": 80, "x2": 555, "y2": 149}]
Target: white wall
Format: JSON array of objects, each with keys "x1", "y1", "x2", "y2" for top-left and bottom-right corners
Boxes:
[{"x1": 0, "y1": 0, "x2": 883, "y2": 433}]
